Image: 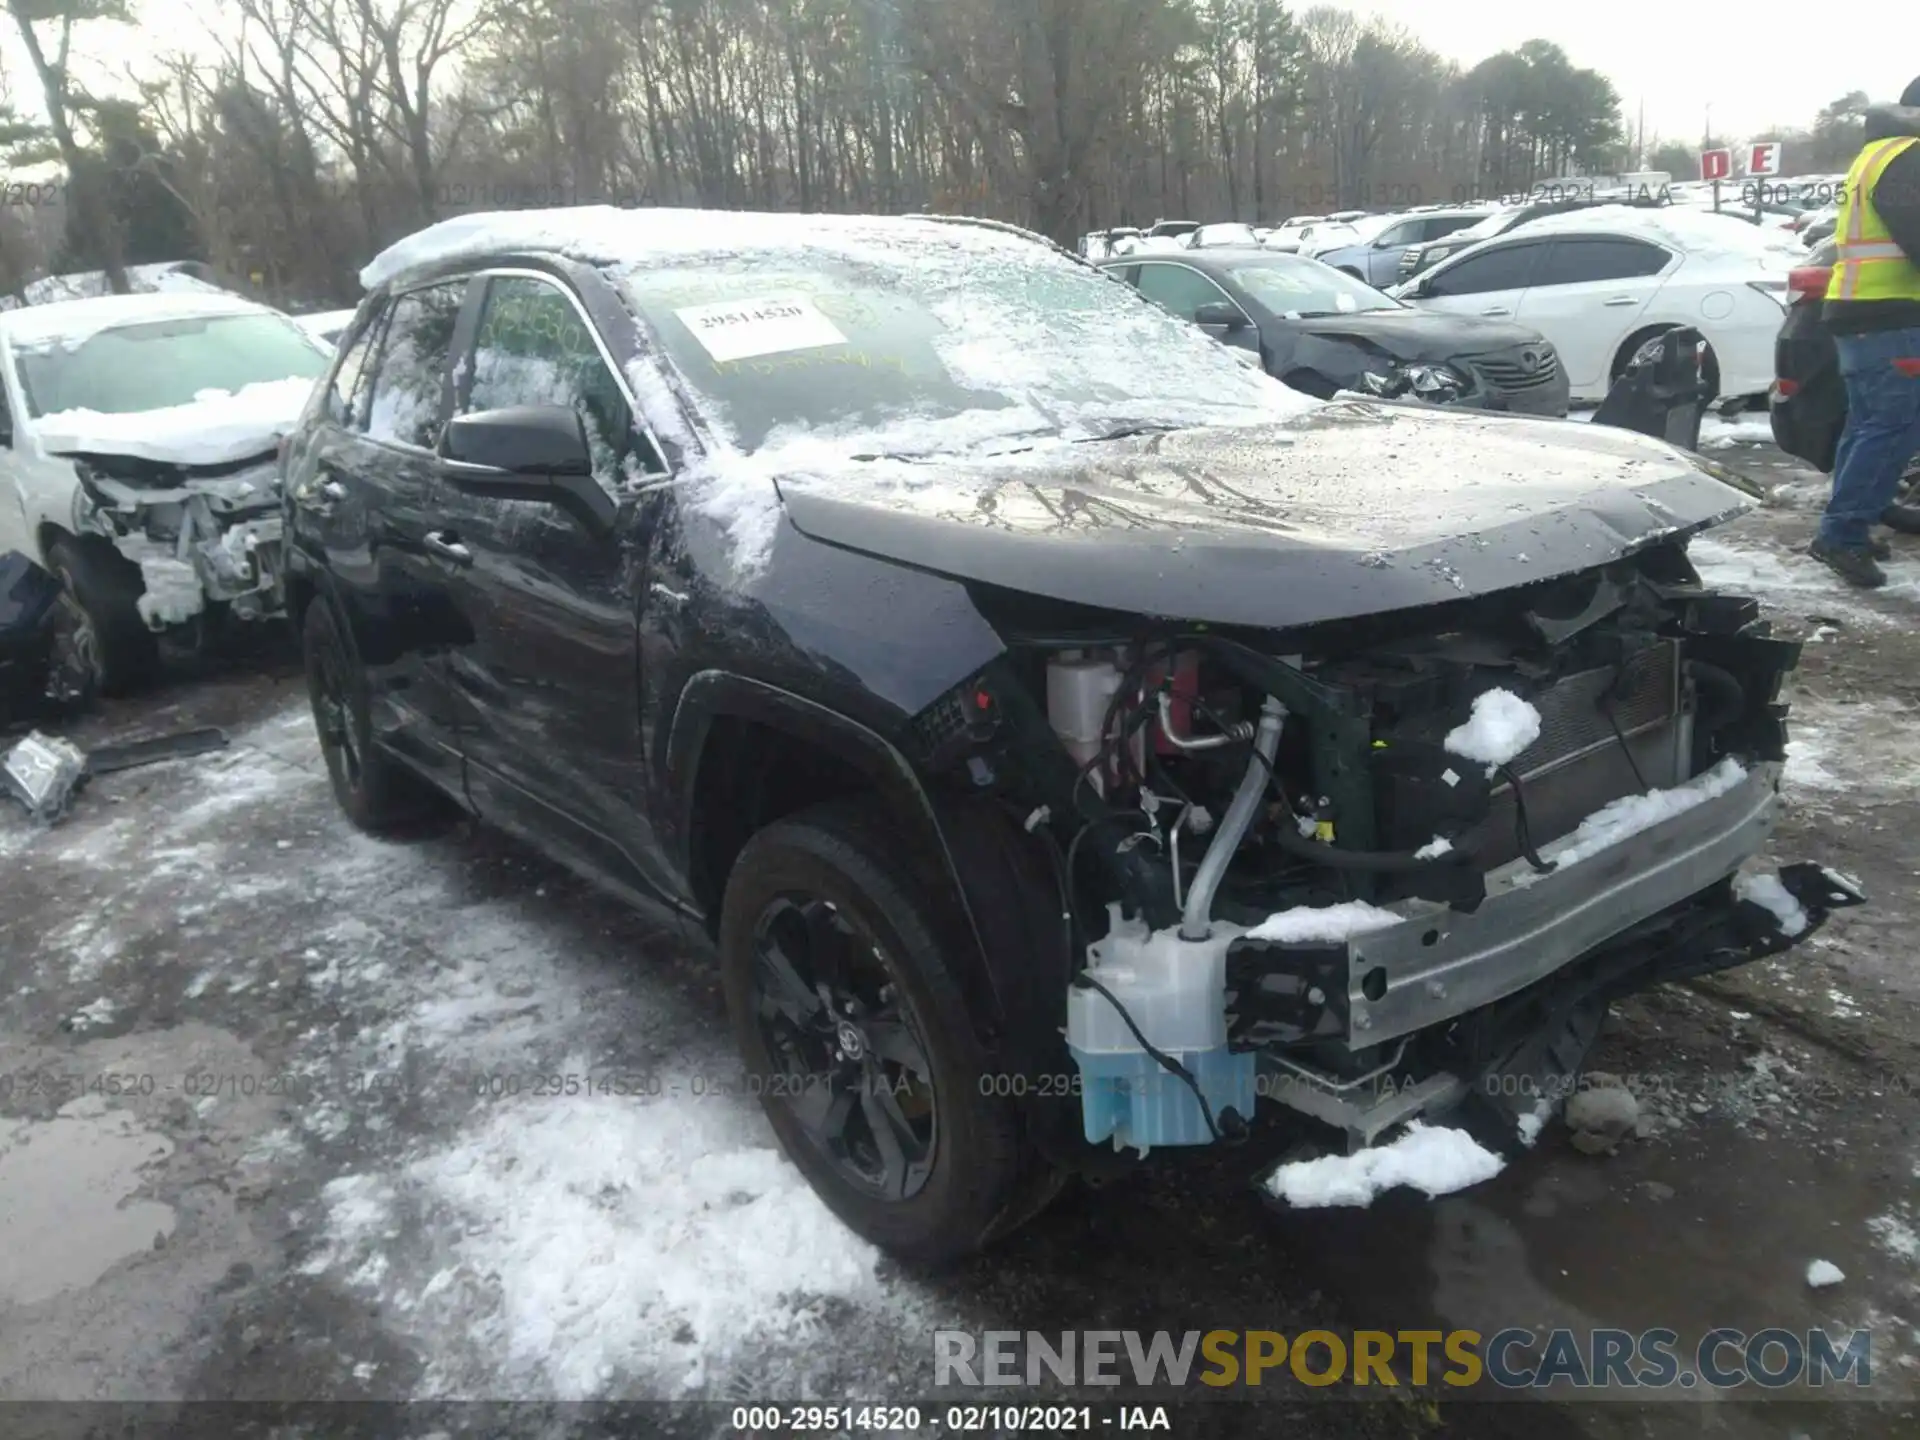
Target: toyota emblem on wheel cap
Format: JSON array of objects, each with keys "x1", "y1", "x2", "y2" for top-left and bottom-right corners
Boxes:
[{"x1": 837, "y1": 1021, "x2": 864, "y2": 1058}]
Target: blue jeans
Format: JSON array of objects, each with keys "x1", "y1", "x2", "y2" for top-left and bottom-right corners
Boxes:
[{"x1": 1818, "y1": 327, "x2": 1920, "y2": 548}]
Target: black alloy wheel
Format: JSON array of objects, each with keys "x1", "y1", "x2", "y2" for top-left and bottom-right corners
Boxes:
[
  {"x1": 749, "y1": 893, "x2": 937, "y2": 1200},
  {"x1": 717, "y1": 801, "x2": 1057, "y2": 1263}
]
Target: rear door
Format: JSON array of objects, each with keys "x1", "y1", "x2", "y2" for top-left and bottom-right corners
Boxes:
[
  {"x1": 431, "y1": 268, "x2": 681, "y2": 902},
  {"x1": 288, "y1": 280, "x2": 475, "y2": 792},
  {"x1": 1413, "y1": 238, "x2": 1548, "y2": 322},
  {"x1": 1512, "y1": 235, "x2": 1676, "y2": 393}
]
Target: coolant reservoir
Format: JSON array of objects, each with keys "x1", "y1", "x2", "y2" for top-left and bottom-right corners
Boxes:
[
  {"x1": 1047, "y1": 654, "x2": 1124, "y2": 775},
  {"x1": 1066, "y1": 905, "x2": 1258, "y2": 1153}
]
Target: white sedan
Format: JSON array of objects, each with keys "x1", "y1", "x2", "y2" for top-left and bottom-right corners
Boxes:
[
  {"x1": 1387, "y1": 205, "x2": 1798, "y2": 403},
  {"x1": 0, "y1": 292, "x2": 332, "y2": 693}
]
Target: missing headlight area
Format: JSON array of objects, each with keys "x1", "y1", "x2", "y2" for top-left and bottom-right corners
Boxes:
[
  {"x1": 923, "y1": 540, "x2": 1856, "y2": 1163},
  {"x1": 75, "y1": 452, "x2": 286, "y2": 628}
]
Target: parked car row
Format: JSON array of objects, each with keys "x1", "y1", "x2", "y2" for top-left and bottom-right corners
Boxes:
[
  {"x1": 1389, "y1": 204, "x2": 1798, "y2": 404},
  {"x1": 1096, "y1": 245, "x2": 1569, "y2": 415}
]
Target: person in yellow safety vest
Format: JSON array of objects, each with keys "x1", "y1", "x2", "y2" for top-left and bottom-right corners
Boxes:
[{"x1": 1810, "y1": 76, "x2": 1920, "y2": 588}]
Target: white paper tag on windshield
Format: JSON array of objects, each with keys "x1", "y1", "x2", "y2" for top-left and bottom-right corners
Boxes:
[{"x1": 674, "y1": 295, "x2": 848, "y2": 363}]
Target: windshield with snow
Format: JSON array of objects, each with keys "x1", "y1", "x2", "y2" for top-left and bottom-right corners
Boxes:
[
  {"x1": 611, "y1": 242, "x2": 1310, "y2": 454},
  {"x1": 1230, "y1": 260, "x2": 1401, "y2": 318},
  {"x1": 14, "y1": 314, "x2": 330, "y2": 419}
]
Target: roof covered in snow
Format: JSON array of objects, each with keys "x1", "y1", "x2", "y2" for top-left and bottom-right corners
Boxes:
[
  {"x1": 1505, "y1": 204, "x2": 1804, "y2": 263},
  {"x1": 0, "y1": 290, "x2": 274, "y2": 349},
  {"x1": 360, "y1": 206, "x2": 1073, "y2": 290}
]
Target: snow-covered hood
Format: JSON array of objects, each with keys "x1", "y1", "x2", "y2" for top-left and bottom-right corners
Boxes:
[
  {"x1": 33, "y1": 375, "x2": 318, "y2": 468},
  {"x1": 775, "y1": 401, "x2": 1756, "y2": 629}
]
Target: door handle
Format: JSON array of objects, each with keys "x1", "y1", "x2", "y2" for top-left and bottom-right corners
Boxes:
[
  {"x1": 1603, "y1": 295, "x2": 1640, "y2": 307},
  {"x1": 1480, "y1": 306, "x2": 1512, "y2": 317},
  {"x1": 422, "y1": 530, "x2": 473, "y2": 567}
]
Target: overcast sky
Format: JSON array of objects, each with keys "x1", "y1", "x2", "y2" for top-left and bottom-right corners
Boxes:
[
  {"x1": 0, "y1": 1, "x2": 1909, "y2": 166},
  {"x1": 1345, "y1": 0, "x2": 1904, "y2": 144}
]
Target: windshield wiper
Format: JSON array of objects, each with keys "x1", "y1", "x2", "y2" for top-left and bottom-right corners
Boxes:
[{"x1": 1073, "y1": 422, "x2": 1184, "y2": 444}]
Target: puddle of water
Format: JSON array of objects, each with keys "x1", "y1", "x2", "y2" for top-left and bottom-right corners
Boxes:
[{"x1": 0, "y1": 1093, "x2": 177, "y2": 1306}]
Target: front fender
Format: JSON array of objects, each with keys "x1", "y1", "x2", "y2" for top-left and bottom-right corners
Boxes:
[{"x1": 663, "y1": 670, "x2": 1033, "y2": 1054}]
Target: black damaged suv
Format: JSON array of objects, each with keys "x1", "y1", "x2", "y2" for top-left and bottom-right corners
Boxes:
[{"x1": 283, "y1": 208, "x2": 1860, "y2": 1261}]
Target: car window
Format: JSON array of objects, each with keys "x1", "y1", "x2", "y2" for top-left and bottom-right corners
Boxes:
[
  {"x1": 1424, "y1": 215, "x2": 1485, "y2": 243},
  {"x1": 1422, "y1": 241, "x2": 1546, "y2": 296},
  {"x1": 1533, "y1": 237, "x2": 1673, "y2": 285},
  {"x1": 12, "y1": 313, "x2": 330, "y2": 419},
  {"x1": 1373, "y1": 221, "x2": 1418, "y2": 249},
  {"x1": 1227, "y1": 259, "x2": 1400, "y2": 317},
  {"x1": 327, "y1": 310, "x2": 385, "y2": 430},
  {"x1": 363, "y1": 280, "x2": 466, "y2": 449},
  {"x1": 1133, "y1": 263, "x2": 1235, "y2": 322},
  {"x1": 461, "y1": 274, "x2": 661, "y2": 487}
]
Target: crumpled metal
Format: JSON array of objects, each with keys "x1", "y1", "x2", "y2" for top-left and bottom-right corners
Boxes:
[{"x1": 2, "y1": 730, "x2": 88, "y2": 823}]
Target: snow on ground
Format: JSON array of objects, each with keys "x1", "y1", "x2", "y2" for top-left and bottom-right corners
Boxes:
[
  {"x1": 1689, "y1": 534, "x2": 1920, "y2": 627},
  {"x1": 1698, "y1": 412, "x2": 1775, "y2": 450},
  {"x1": 3, "y1": 700, "x2": 936, "y2": 1400},
  {"x1": 1443, "y1": 688, "x2": 1541, "y2": 767},
  {"x1": 1264, "y1": 1122, "x2": 1505, "y2": 1208}
]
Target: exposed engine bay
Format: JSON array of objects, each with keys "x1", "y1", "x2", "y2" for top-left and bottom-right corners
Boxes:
[
  {"x1": 69, "y1": 450, "x2": 286, "y2": 629},
  {"x1": 915, "y1": 539, "x2": 1864, "y2": 1162}
]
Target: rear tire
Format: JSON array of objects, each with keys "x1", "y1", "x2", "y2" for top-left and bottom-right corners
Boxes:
[
  {"x1": 45, "y1": 534, "x2": 158, "y2": 697},
  {"x1": 301, "y1": 597, "x2": 444, "y2": 833},
  {"x1": 717, "y1": 800, "x2": 1047, "y2": 1264}
]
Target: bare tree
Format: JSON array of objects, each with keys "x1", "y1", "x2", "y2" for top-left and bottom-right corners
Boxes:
[{"x1": 6, "y1": 0, "x2": 132, "y2": 290}]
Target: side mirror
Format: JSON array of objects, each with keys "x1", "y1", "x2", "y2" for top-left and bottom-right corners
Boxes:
[
  {"x1": 437, "y1": 404, "x2": 615, "y2": 533},
  {"x1": 1194, "y1": 301, "x2": 1247, "y2": 332}
]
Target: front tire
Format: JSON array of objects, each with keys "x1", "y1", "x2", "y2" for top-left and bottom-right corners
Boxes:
[
  {"x1": 46, "y1": 534, "x2": 158, "y2": 697},
  {"x1": 718, "y1": 801, "x2": 1043, "y2": 1264},
  {"x1": 302, "y1": 597, "x2": 442, "y2": 833}
]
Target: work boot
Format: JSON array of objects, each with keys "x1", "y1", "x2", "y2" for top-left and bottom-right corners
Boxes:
[
  {"x1": 1869, "y1": 534, "x2": 1894, "y2": 561},
  {"x1": 1881, "y1": 501, "x2": 1920, "y2": 534},
  {"x1": 1808, "y1": 537, "x2": 1888, "y2": 589}
]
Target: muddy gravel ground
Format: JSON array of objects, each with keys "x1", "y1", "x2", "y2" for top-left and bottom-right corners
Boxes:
[{"x1": 3, "y1": 433, "x2": 1919, "y2": 1440}]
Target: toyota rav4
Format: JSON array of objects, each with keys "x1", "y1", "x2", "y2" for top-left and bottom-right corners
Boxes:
[{"x1": 282, "y1": 207, "x2": 1860, "y2": 1262}]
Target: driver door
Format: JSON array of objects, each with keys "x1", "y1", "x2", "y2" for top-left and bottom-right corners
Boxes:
[
  {"x1": 1133, "y1": 262, "x2": 1259, "y2": 353},
  {"x1": 430, "y1": 269, "x2": 683, "y2": 905}
]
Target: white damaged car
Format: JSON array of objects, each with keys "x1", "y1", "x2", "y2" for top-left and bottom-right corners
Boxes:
[{"x1": 0, "y1": 291, "x2": 331, "y2": 692}]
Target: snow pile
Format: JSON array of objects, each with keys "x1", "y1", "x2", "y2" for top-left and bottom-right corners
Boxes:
[
  {"x1": 1734, "y1": 871, "x2": 1810, "y2": 937},
  {"x1": 1443, "y1": 689, "x2": 1541, "y2": 767},
  {"x1": 1565, "y1": 1079, "x2": 1640, "y2": 1155},
  {"x1": 1414, "y1": 836, "x2": 1453, "y2": 860},
  {"x1": 35, "y1": 375, "x2": 317, "y2": 466},
  {"x1": 1245, "y1": 900, "x2": 1404, "y2": 944},
  {"x1": 1526, "y1": 757, "x2": 1749, "y2": 877},
  {"x1": 1699, "y1": 412, "x2": 1775, "y2": 450},
  {"x1": 1265, "y1": 1122, "x2": 1505, "y2": 1208},
  {"x1": 1516, "y1": 1099, "x2": 1554, "y2": 1148},
  {"x1": 1806, "y1": 1259, "x2": 1846, "y2": 1289},
  {"x1": 309, "y1": 1091, "x2": 912, "y2": 1397}
]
